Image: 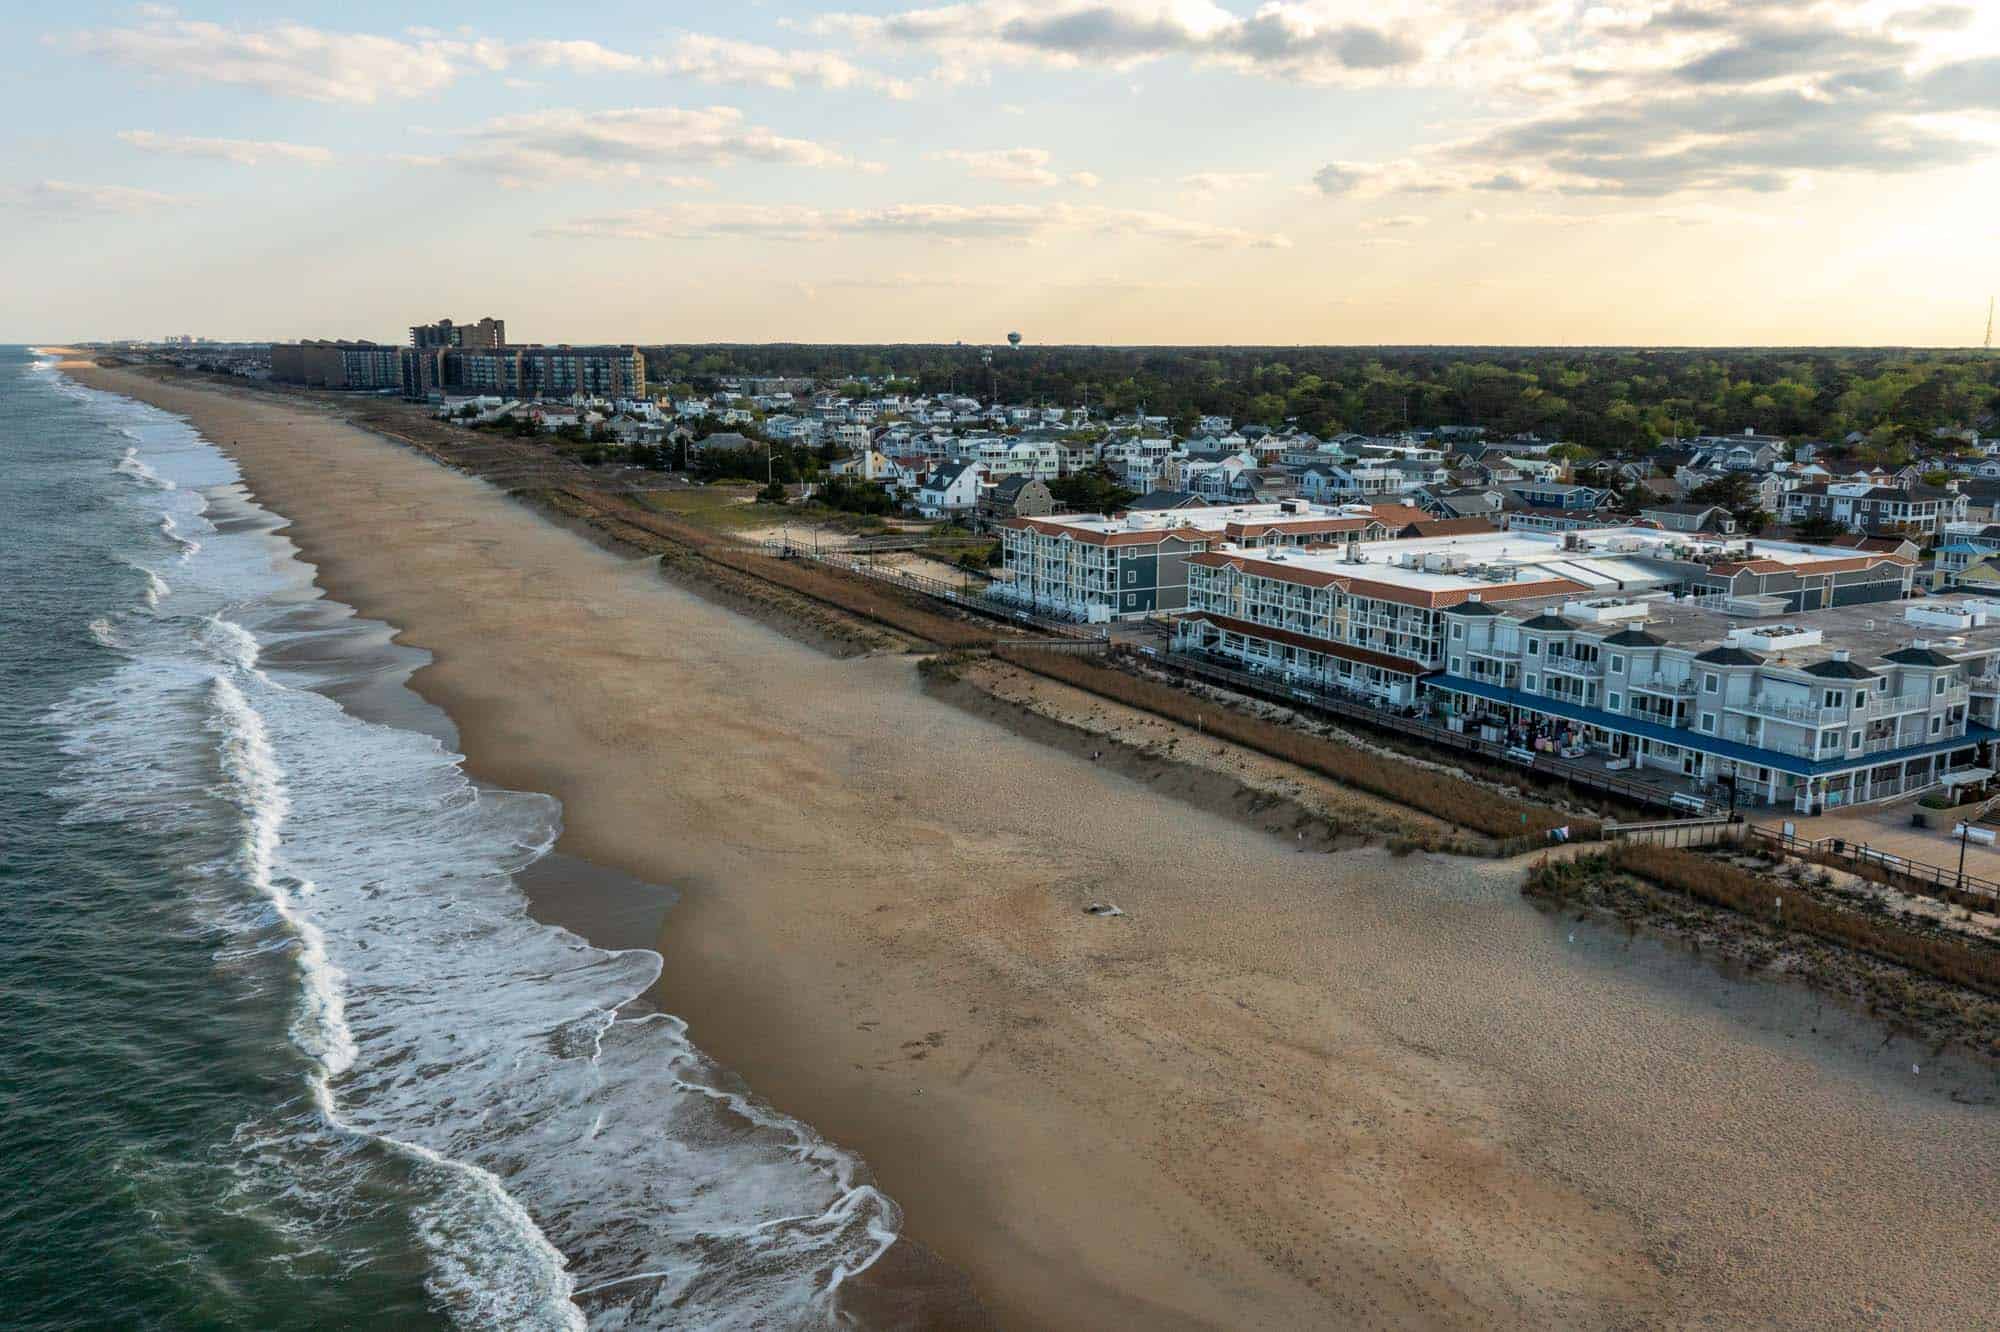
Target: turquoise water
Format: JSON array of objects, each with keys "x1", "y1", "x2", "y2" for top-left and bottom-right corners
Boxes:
[{"x1": 0, "y1": 350, "x2": 898, "y2": 1329}]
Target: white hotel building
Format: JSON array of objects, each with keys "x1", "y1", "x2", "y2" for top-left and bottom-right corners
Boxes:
[
  {"x1": 1166, "y1": 526, "x2": 1997, "y2": 811},
  {"x1": 994, "y1": 501, "x2": 1397, "y2": 622}
]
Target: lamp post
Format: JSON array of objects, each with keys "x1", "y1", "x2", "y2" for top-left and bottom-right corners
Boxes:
[{"x1": 1958, "y1": 818, "x2": 1970, "y2": 891}]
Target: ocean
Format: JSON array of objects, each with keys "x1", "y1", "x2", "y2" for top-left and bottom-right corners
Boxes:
[{"x1": 0, "y1": 349, "x2": 899, "y2": 1329}]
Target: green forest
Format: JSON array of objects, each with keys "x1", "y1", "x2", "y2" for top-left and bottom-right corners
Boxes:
[{"x1": 641, "y1": 345, "x2": 2000, "y2": 451}]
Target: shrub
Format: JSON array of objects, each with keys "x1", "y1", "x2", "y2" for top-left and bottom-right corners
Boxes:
[
  {"x1": 1556, "y1": 845, "x2": 2000, "y2": 997},
  {"x1": 994, "y1": 645, "x2": 1589, "y2": 843}
]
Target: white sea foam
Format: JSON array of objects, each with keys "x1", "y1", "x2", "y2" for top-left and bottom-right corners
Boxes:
[
  {"x1": 43, "y1": 354, "x2": 901, "y2": 1330},
  {"x1": 116, "y1": 445, "x2": 176, "y2": 490},
  {"x1": 158, "y1": 512, "x2": 202, "y2": 561},
  {"x1": 87, "y1": 617, "x2": 122, "y2": 650}
]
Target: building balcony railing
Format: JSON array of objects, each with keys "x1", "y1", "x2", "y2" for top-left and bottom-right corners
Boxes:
[
  {"x1": 1630, "y1": 675, "x2": 1696, "y2": 696},
  {"x1": 1543, "y1": 657, "x2": 1603, "y2": 679},
  {"x1": 1729, "y1": 694, "x2": 1834, "y2": 725}
]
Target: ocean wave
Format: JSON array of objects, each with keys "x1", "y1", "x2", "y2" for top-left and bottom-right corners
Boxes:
[
  {"x1": 116, "y1": 445, "x2": 178, "y2": 490},
  {"x1": 204, "y1": 670, "x2": 584, "y2": 1331},
  {"x1": 113, "y1": 557, "x2": 173, "y2": 610},
  {"x1": 44, "y1": 372, "x2": 902, "y2": 1329},
  {"x1": 87, "y1": 617, "x2": 122, "y2": 650},
  {"x1": 159, "y1": 513, "x2": 202, "y2": 561}
]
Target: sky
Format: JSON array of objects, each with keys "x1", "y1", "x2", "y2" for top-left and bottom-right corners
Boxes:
[{"x1": 2, "y1": 1, "x2": 1999, "y2": 346}]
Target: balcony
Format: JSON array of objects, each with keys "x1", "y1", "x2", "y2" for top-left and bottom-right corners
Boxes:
[
  {"x1": 1543, "y1": 657, "x2": 1603, "y2": 680},
  {"x1": 1630, "y1": 675, "x2": 1696, "y2": 696}
]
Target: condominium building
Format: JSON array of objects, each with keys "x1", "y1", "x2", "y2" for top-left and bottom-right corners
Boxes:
[
  {"x1": 1781, "y1": 482, "x2": 1968, "y2": 537},
  {"x1": 269, "y1": 339, "x2": 403, "y2": 390},
  {"x1": 1165, "y1": 525, "x2": 1989, "y2": 810},
  {"x1": 409, "y1": 344, "x2": 647, "y2": 399},
  {"x1": 995, "y1": 501, "x2": 1396, "y2": 622},
  {"x1": 410, "y1": 316, "x2": 507, "y2": 349}
]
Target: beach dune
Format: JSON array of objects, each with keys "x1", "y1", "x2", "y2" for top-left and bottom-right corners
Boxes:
[{"x1": 62, "y1": 360, "x2": 2000, "y2": 1330}]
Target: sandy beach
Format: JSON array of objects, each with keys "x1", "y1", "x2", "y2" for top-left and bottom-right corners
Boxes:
[{"x1": 57, "y1": 358, "x2": 2000, "y2": 1330}]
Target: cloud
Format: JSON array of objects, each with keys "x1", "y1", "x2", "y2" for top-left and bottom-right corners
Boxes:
[
  {"x1": 65, "y1": 21, "x2": 911, "y2": 104},
  {"x1": 814, "y1": 0, "x2": 1424, "y2": 85},
  {"x1": 1179, "y1": 170, "x2": 1268, "y2": 195},
  {"x1": 540, "y1": 201, "x2": 1291, "y2": 248},
  {"x1": 1446, "y1": 78, "x2": 1992, "y2": 196},
  {"x1": 1289, "y1": 2, "x2": 2000, "y2": 203},
  {"x1": 1312, "y1": 162, "x2": 1371, "y2": 195},
  {"x1": 1670, "y1": 25, "x2": 1911, "y2": 87},
  {"x1": 66, "y1": 20, "x2": 468, "y2": 103},
  {"x1": 448, "y1": 107, "x2": 878, "y2": 187},
  {"x1": 930, "y1": 147, "x2": 1099, "y2": 188},
  {"x1": 1364, "y1": 213, "x2": 1429, "y2": 229},
  {"x1": 117, "y1": 129, "x2": 332, "y2": 165},
  {"x1": 658, "y1": 34, "x2": 915, "y2": 98},
  {"x1": 3, "y1": 180, "x2": 191, "y2": 215}
]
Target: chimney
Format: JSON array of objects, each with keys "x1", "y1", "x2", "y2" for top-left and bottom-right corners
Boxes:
[{"x1": 1833, "y1": 649, "x2": 1850, "y2": 663}]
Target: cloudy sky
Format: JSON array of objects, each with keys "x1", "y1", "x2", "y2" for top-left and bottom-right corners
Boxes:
[{"x1": 3, "y1": 1, "x2": 1998, "y2": 345}]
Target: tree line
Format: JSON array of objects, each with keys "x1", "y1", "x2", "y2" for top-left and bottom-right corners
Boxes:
[{"x1": 641, "y1": 345, "x2": 2000, "y2": 451}]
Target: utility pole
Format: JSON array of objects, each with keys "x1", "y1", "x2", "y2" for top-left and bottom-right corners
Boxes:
[{"x1": 1958, "y1": 817, "x2": 1971, "y2": 890}]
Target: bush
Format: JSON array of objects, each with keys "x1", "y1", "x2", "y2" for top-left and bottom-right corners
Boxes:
[
  {"x1": 1548, "y1": 845, "x2": 2000, "y2": 997},
  {"x1": 994, "y1": 645, "x2": 1588, "y2": 843}
]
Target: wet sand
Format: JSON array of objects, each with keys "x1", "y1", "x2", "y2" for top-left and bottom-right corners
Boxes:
[{"x1": 59, "y1": 359, "x2": 2000, "y2": 1330}]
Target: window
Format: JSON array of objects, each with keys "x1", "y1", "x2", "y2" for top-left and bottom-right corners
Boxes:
[
  {"x1": 1527, "y1": 640, "x2": 1540, "y2": 656},
  {"x1": 1704, "y1": 673, "x2": 1719, "y2": 693},
  {"x1": 1851, "y1": 730, "x2": 1862, "y2": 748},
  {"x1": 1701, "y1": 713, "x2": 1716, "y2": 733},
  {"x1": 1451, "y1": 623, "x2": 1463, "y2": 640},
  {"x1": 1935, "y1": 677, "x2": 1947, "y2": 696},
  {"x1": 1932, "y1": 715, "x2": 1943, "y2": 735},
  {"x1": 1610, "y1": 654, "x2": 1625, "y2": 673},
  {"x1": 1526, "y1": 675, "x2": 1539, "y2": 691},
  {"x1": 1608, "y1": 692, "x2": 1622, "y2": 712},
  {"x1": 1450, "y1": 657, "x2": 1462, "y2": 673}
]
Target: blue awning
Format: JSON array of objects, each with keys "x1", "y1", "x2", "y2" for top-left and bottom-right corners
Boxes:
[{"x1": 1427, "y1": 675, "x2": 1994, "y2": 778}]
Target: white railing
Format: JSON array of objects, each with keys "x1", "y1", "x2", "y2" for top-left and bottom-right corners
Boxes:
[
  {"x1": 1543, "y1": 657, "x2": 1602, "y2": 679},
  {"x1": 1731, "y1": 694, "x2": 1829, "y2": 724},
  {"x1": 1630, "y1": 675, "x2": 1696, "y2": 696}
]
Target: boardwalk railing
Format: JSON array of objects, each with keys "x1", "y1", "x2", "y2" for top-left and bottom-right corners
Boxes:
[
  {"x1": 1603, "y1": 816, "x2": 1741, "y2": 848},
  {"x1": 1003, "y1": 637, "x2": 1112, "y2": 656},
  {"x1": 1746, "y1": 824, "x2": 2000, "y2": 905},
  {"x1": 760, "y1": 537, "x2": 1107, "y2": 641}
]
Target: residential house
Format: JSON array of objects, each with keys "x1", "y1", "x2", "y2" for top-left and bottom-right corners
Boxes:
[
  {"x1": 1641, "y1": 502, "x2": 1738, "y2": 535},
  {"x1": 915, "y1": 461, "x2": 987, "y2": 518},
  {"x1": 977, "y1": 476, "x2": 1054, "y2": 529}
]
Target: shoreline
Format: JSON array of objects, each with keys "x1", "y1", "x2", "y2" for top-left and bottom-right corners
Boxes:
[{"x1": 53, "y1": 355, "x2": 2000, "y2": 1330}]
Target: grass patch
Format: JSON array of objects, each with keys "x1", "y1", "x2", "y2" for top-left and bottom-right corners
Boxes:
[
  {"x1": 1533, "y1": 844, "x2": 2000, "y2": 998},
  {"x1": 995, "y1": 645, "x2": 1589, "y2": 845},
  {"x1": 629, "y1": 486, "x2": 777, "y2": 532}
]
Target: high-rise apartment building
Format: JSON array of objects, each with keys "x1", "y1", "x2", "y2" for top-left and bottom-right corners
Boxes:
[{"x1": 409, "y1": 316, "x2": 506, "y2": 349}]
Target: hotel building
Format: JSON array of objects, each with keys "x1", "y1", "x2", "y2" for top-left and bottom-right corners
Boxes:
[
  {"x1": 995, "y1": 501, "x2": 1398, "y2": 622},
  {"x1": 1167, "y1": 526, "x2": 1994, "y2": 810}
]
